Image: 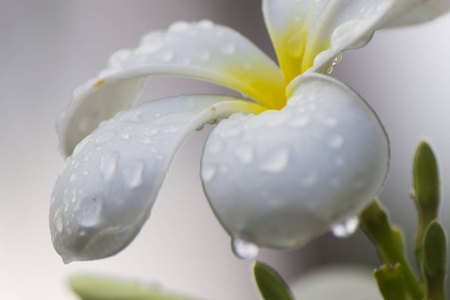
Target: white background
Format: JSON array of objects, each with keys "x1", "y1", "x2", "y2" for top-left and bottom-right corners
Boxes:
[{"x1": 0, "y1": 1, "x2": 449, "y2": 299}]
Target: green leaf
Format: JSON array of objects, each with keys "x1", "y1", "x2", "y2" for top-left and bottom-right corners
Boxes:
[
  {"x1": 253, "y1": 261, "x2": 295, "y2": 300},
  {"x1": 374, "y1": 264, "x2": 408, "y2": 300},
  {"x1": 69, "y1": 275, "x2": 199, "y2": 300}
]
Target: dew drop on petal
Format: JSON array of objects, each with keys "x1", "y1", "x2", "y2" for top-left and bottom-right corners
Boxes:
[
  {"x1": 95, "y1": 130, "x2": 117, "y2": 145},
  {"x1": 120, "y1": 110, "x2": 142, "y2": 123},
  {"x1": 54, "y1": 208, "x2": 64, "y2": 233},
  {"x1": 327, "y1": 134, "x2": 344, "y2": 149},
  {"x1": 75, "y1": 194, "x2": 103, "y2": 227},
  {"x1": 234, "y1": 144, "x2": 254, "y2": 164},
  {"x1": 198, "y1": 19, "x2": 214, "y2": 29},
  {"x1": 232, "y1": 238, "x2": 259, "y2": 260},
  {"x1": 100, "y1": 152, "x2": 119, "y2": 182},
  {"x1": 123, "y1": 160, "x2": 145, "y2": 188},
  {"x1": 289, "y1": 115, "x2": 310, "y2": 128},
  {"x1": 120, "y1": 133, "x2": 130, "y2": 140},
  {"x1": 221, "y1": 43, "x2": 235, "y2": 55},
  {"x1": 331, "y1": 216, "x2": 360, "y2": 238},
  {"x1": 201, "y1": 165, "x2": 216, "y2": 183},
  {"x1": 168, "y1": 21, "x2": 190, "y2": 33},
  {"x1": 259, "y1": 147, "x2": 290, "y2": 173}
]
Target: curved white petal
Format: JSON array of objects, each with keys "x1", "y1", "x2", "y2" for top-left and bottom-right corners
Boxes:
[
  {"x1": 57, "y1": 20, "x2": 284, "y2": 158},
  {"x1": 50, "y1": 95, "x2": 265, "y2": 263},
  {"x1": 201, "y1": 73, "x2": 389, "y2": 249},
  {"x1": 263, "y1": 0, "x2": 395, "y2": 77},
  {"x1": 380, "y1": 0, "x2": 450, "y2": 28}
]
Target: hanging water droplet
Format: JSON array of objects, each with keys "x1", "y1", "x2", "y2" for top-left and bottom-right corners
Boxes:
[
  {"x1": 259, "y1": 147, "x2": 290, "y2": 173},
  {"x1": 232, "y1": 238, "x2": 259, "y2": 260},
  {"x1": 100, "y1": 152, "x2": 119, "y2": 182},
  {"x1": 54, "y1": 208, "x2": 64, "y2": 233},
  {"x1": 331, "y1": 216, "x2": 359, "y2": 238},
  {"x1": 75, "y1": 194, "x2": 103, "y2": 227},
  {"x1": 123, "y1": 160, "x2": 145, "y2": 188}
]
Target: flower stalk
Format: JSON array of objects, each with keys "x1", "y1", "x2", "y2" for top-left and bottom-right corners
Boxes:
[{"x1": 360, "y1": 199, "x2": 424, "y2": 300}]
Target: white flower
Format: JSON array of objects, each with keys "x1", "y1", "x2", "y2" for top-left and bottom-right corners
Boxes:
[{"x1": 50, "y1": 0, "x2": 448, "y2": 262}]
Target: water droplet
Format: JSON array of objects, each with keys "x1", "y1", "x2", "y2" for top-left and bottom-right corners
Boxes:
[
  {"x1": 143, "y1": 128, "x2": 159, "y2": 137},
  {"x1": 234, "y1": 144, "x2": 253, "y2": 164},
  {"x1": 323, "y1": 117, "x2": 338, "y2": 127},
  {"x1": 168, "y1": 21, "x2": 190, "y2": 33},
  {"x1": 70, "y1": 173, "x2": 78, "y2": 182},
  {"x1": 221, "y1": 43, "x2": 235, "y2": 55},
  {"x1": 289, "y1": 115, "x2": 310, "y2": 128},
  {"x1": 219, "y1": 126, "x2": 241, "y2": 137},
  {"x1": 260, "y1": 148, "x2": 290, "y2": 173},
  {"x1": 100, "y1": 152, "x2": 119, "y2": 182},
  {"x1": 332, "y1": 216, "x2": 359, "y2": 238},
  {"x1": 123, "y1": 160, "x2": 145, "y2": 188},
  {"x1": 141, "y1": 138, "x2": 152, "y2": 145},
  {"x1": 54, "y1": 208, "x2": 64, "y2": 233},
  {"x1": 120, "y1": 133, "x2": 130, "y2": 140},
  {"x1": 232, "y1": 238, "x2": 259, "y2": 260},
  {"x1": 198, "y1": 19, "x2": 214, "y2": 29},
  {"x1": 139, "y1": 32, "x2": 165, "y2": 53},
  {"x1": 84, "y1": 155, "x2": 91, "y2": 162},
  {"x1": 120, "y1": 110, "x2": 142, "y2": 123},
  {"x1": 75, "y1": 194, "x2": 103, "y2": 227},
  {"x1": 201, "y1": 165, "x2": 216, "y2": 182},
  {"x1": 266, "y1": 112, "x2": 290, "y2": 128},
  {"x1": 95, "y1": 130, "x2": 117, "y2": 145},
  {"x1": 327, "y1": 134, "x2": 344, "y2": 149},
  {"x1": 108, "y1": 49, "x2": 132, "y2": 67}
]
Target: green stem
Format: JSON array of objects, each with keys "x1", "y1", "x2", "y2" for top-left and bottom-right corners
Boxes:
[{"x1": 360, "y1": 199, "x2": 424, "y2": 300}]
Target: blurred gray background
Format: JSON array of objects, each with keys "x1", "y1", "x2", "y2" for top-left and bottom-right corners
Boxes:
[{"x1": 0, "y1": 1, "x2": 449, "y2": 299}]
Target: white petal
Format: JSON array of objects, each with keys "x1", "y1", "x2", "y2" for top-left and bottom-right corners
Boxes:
[
  {"x1": 381, "y1": 0, "x2": 450, "y2": 28},
  {"x1": 201, "y1": 73, "x2": 389, "y2": 249},
  {"x1": 57, "y1": 20, "x2": 284, "y2": 158},
  {"x1": 50, "y1": 95, "x2": 265, "y2": 262},
  {"x1": 263, "y1": 0, "x2": 395, "y2": 76}
]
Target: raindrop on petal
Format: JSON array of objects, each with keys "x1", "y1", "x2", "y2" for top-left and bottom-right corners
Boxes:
[
  {"x1": 95, "y1": 130, "x2": 117, "y2": 145},
  {"x1": 201, "y1": 165, "x2": 216, "y2": 183},
  {"x1": 327, "y1": 134, "x2": 344, "y2": 149},
  {"x1": 100, "y1": 152, "x2": 119, "y2": 182},
  {"x1": 331, "y1": 216, "x2": 360, "y2": 238},
  {"x1": 232, "y1": 238, "x2": 259, "y2": 260},
  {"x1": 259, "y1": 147, "x2": 290, "y2": 173},
  {"x1": 54, "y1": 208, "x2": 64, "y2": 233},
  {"x1": 123, "y1": 160, "x2": 145, "y2": 188},
  {"x1": 75, "y1": 194, "x2": 103, "y2": 227}
]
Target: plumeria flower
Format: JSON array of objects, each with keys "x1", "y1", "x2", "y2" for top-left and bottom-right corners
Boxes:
[{"x1": 50, "y1": 0, "x2": 449, "y2": 263}]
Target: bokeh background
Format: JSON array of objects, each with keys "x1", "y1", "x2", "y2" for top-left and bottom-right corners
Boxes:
[{"x1": 0, "y1": 1, "x2": 449, "y2": 299}]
